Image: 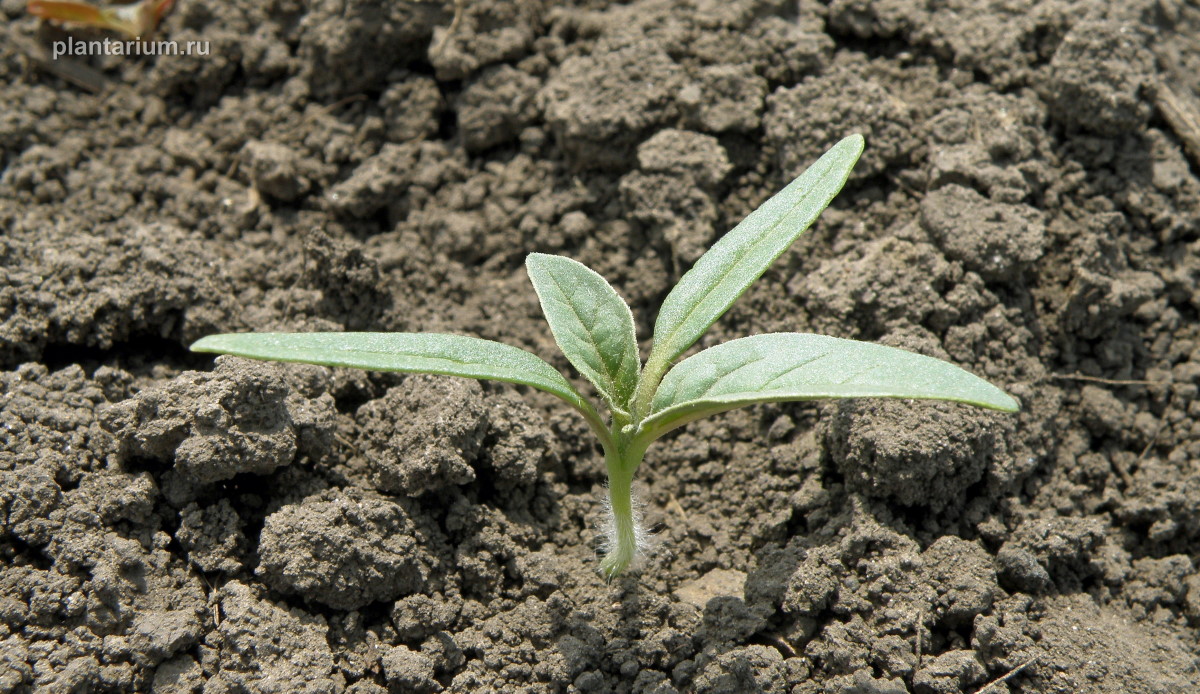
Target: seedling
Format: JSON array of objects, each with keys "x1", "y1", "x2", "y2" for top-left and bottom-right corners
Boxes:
[
  {"x1": 27, "y1": 0, "x2": 174, "y2": 39},
  {"x1": 192, "y1": 135, "x2": 1019, "y2": 580}
]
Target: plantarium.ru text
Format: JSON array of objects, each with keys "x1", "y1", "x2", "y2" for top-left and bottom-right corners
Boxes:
[{"x1": 191, "y1": 134, "x2": 1019, "y2": 580}]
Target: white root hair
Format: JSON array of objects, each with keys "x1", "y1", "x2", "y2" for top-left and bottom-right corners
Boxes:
[{"x1": 596, "y1": 484, "x2": 658, "y2": 572}]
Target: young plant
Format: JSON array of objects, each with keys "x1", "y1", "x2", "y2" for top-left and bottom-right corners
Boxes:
[{"x1": 191, "y1": 134, "x2": 1019, "y2": 580}]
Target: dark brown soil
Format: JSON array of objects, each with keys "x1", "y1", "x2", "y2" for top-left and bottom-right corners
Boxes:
[{"x1": 3, "y1": 0, "x2": 1200, "y2": 692}]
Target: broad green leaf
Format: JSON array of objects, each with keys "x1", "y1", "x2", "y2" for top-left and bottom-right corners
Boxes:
[
  {"x1": 647, "y1": 134, "x2": 865, "y2": 369},
  {"x1": 639, "y1": 333, "x2": 1019, "y2": 439},
  {"x1": 190, "y1": 332, "x2": 597, "y2": 418},
  {"x1": 526, "y1": 253, "x2": 640, "y2": 414}
]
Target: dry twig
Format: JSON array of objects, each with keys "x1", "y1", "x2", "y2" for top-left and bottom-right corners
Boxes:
[
  {"x1": 1049, "y1": 372, "x2": 1162, "y2": 387},
  {"x1": 976, "y1": 656, "x2": 1037, "y2": 694}
]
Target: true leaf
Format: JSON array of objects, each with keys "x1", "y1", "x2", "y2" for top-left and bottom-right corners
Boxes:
[
  {"x1": 646, "y1": 134, "x2": 864, "y2": 370},
  {"x1": 526, "y1": 253, "x2": 640, "y2": 414},
  {"x1": 640, "y1": 333, "x2": 1019, "y2": 439},
  {"x1": 190, "y1": 332, "x2": 597, "y2": 417}
]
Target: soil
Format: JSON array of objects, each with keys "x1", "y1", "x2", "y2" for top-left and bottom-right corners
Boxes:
[{"x1": 3, "y1": 0, "x2": 1200, "y2": 692}]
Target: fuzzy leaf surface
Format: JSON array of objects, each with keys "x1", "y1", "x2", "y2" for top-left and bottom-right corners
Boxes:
[
  {"x1": 641, "y1": 333, "x2": 1019, "y2": 438},
  {"x1": 526, "y1": 253, "x2": 640, "y2": 413},
  {"x1": 647, "y1": 134, "x2": 864, "y2": 367},
  {"x1": 190, "y1": 332, "x2": 595, "y2": 415}
]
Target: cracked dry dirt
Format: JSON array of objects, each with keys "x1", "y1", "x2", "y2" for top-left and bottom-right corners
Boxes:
[{"x1": 3, "y1": 0, "x2": 1200, "y2": 692}]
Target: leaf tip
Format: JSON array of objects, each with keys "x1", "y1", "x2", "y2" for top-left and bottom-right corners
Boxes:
[
  {"x1": 525, "y1": 252, "x2": 552, "y2": 269},
  {"x1": 975, "y1": 383, "x2": 1020, "y2": 413},
  {"x1": 994, "y1": 390, "x2": 1021, "y2": 413},
  {"x1": 840, "y1": 133, "x2": 866, "y2": 157},
  {"x1": 190, "y1": 334, "x2": 230, "y2": 353}
]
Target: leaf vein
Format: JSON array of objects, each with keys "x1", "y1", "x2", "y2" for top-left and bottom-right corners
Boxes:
[
  {"x1": 759, "y1": 353, "x2": 829, "y2": 390},
  {"x1": 699, "y1": 355, "x2": 771, "y2": 398}
]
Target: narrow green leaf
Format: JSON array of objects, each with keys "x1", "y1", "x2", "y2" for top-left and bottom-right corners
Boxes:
[
  {"x1": 526, "y1": 253, "x2": 640, "y2": 414},
  {"x1": 190, "y1": 332, "x2": 597, "y2": 418},
  {"x1": 640, "y1": 333, "x2": 1019, "y2": 439},
  {"x1": 647, "y1": 134, "x2": 865, "y2": 369}
]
